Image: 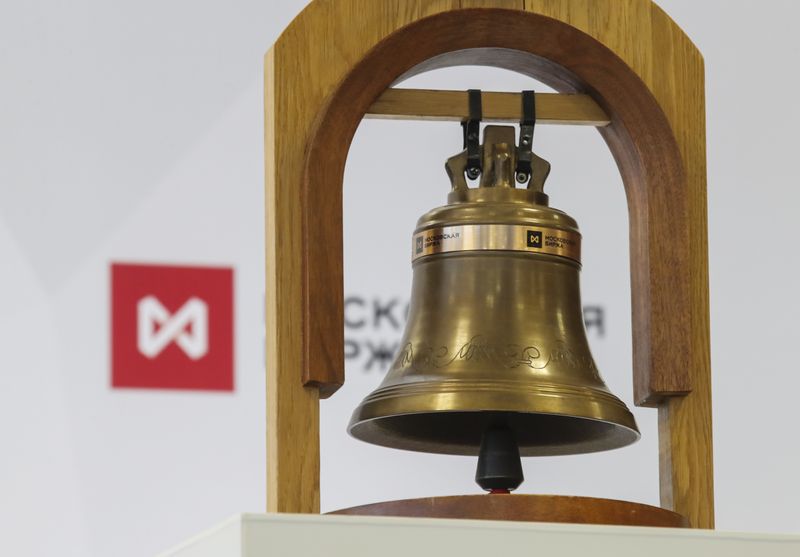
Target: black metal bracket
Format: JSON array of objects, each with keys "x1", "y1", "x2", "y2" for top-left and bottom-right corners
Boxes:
[
  {"x1": 462, "y1": 89, "x2": 482, "y2": 180},
  {"x1": 515, "y1": 90, "x2": 536, "y2": 184}
]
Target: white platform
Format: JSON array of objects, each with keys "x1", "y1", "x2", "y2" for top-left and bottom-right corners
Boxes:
[{"x1": 160, "y1": 513, "x2": 800, "y2": 556}]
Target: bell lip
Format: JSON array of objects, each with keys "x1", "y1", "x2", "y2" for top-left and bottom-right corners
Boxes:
[
  {"x1": 348, "y1": 408, "x2": 640, "y2": 457},
  {"x1": 347, "y1": 385, "x2": 641, "y2": 457}
]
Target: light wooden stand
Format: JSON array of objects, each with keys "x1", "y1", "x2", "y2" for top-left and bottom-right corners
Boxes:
[{"x1": 265, "y1": 0, "x2": 713, "y2": 528}]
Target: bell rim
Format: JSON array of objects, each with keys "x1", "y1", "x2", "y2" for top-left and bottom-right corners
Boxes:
[{"x1": 348, "y1": 379, "x2": 640, "y2": 457}]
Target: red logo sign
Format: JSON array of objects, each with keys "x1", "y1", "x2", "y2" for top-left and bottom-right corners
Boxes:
[{"x1": 111, "y1": 263, "x2": 234, "y2": 391}]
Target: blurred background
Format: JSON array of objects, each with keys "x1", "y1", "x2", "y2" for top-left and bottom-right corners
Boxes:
[{"x1": 1, "y1": 1, "x2": 799, "y2": 555}]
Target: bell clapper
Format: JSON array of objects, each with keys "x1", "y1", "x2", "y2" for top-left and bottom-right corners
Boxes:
[{"x1": 475, "y1": 423, "x2": 524, "y2": 494}]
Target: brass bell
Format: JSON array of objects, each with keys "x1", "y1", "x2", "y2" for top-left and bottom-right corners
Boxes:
[{"x1": 348, "y1": 125, "x2": 639, "y2": 466}]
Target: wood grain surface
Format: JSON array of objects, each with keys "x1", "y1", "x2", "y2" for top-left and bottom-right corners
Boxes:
[
  {"x1": 331, "y1": 494, "x2": 689, "y2": 528},
  {"x1": 265, "y1": 48, "x2": 320, "y2": 514},
  {"x1": 366, "y1": 88, "x2": 610, "y2": 125},
  {"x1": 265, "y1": 0, "x2": 713, "y2": 528}
]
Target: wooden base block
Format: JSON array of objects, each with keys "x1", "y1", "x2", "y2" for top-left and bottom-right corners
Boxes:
[{"x1": 330, "y1": 495, "x2": 689, "y2": 528}]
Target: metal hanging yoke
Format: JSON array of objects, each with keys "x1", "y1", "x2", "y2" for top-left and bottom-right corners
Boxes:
[
  {"x1": 462, "y1": 89, "x2": 482, "y2": 180},
  {"x1": 515, "y1": 90, "x2": 536, "y2": 184},
  {"x1": 515, "y1": 90, "x2": 552, "y2": 192}
]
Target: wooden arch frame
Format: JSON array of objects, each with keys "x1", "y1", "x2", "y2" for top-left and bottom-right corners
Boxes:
[{"x1": 266, "y1": 0, "x2": 712, "y2": 529}]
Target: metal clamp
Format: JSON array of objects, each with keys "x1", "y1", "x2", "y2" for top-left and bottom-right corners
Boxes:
[
  {"x1": 515, "y1": 90, "x2": 551, "y2": 192},
  {"x1": 462, "y1": 89, "x2": 482, "y2": 180},
  {"x1": 515, "y1": 90, "x2": 535, "y2": 184}
]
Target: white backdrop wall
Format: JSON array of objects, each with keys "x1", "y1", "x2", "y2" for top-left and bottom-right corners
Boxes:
[{"x1": 1, "y1": 1, "x2": 799, "y2": 555}]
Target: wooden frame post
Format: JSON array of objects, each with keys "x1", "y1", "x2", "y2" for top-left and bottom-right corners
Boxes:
[{"x1": 265, "y1": 0, "x2": 712, "y2": 528}]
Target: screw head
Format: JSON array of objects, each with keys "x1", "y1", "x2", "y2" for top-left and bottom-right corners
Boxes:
[
  {"x1": 516, "y1": 172, "x2": 529, "y2": 183},
  {"x1": 466, "y1": 167, "x2": 481, "y2": 180}
]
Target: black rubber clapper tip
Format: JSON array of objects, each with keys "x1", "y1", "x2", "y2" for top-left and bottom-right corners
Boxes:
[{"x1": 475, "y1": 425, "x2": 524, "y2": 492}]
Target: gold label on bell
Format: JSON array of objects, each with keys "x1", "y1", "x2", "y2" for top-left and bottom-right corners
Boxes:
[{"x1": 412, "y1": 224, "x2": 581, "y2": 263}]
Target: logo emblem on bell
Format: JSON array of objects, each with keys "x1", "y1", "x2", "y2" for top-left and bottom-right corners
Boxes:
[{"x1": 526, "y1": 230, "x2": 542, "y2": 247}]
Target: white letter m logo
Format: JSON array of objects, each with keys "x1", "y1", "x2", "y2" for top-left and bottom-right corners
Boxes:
[{"x1": 137, "y1": 296, "x2": 208, "y2": 360}]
